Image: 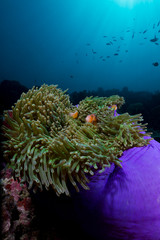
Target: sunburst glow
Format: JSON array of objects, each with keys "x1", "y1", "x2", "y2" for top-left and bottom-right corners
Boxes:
[{"x1": 114, "y1": 0, "x2": 153, "y2": 8}]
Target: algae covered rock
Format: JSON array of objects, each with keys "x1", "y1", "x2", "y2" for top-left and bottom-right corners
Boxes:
[{"x1": 2, "y1": 84, "x2": 151, "y2": 196}]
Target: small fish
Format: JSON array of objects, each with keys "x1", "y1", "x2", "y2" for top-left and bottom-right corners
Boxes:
[
  {"x1": 153, "y1": 24, "x2": 155, "y2": 29},
  {"x1": 92, "y1": 49, "x2": 96, "y2": 54},
  {"x1": 125, "y1": 50, "x2": 128, "y2": 53},
  {"x1": 152, "y1": 62, "x2": 159, "y2": 67},
  {"x1": 109, "y1": 105, "x2": 118, "y2": 117},
  {"x1": 85, "y1": 114, "x2": 97, "y2": 125},
  {"x1": 132, "y1": 32, "x2": 135, "y2": 39},
  {"x1": 103, "y1": 36, "x2": 107, "y2": 38},
  {"x1": 150, "y1": 35, "x2": 159, "y2": 42},
  {"x1": 157, "y1": 21, "x2": 160, "y2": 27},
  {"x1": 106, "y1": 41, "x2": 113, "y2": 45},
  {"x1": 143, "y1": 29, "x2": 147, "y2": 34},
  {"x1": 70, "y1": 75, "x2": 74, "y2": 78},
  {"x1": 86, "y1": 43, "x2": 91, "y2": 46},
  {"x1": 114, "y1": 53, "x2": 119, "y2": 56},
  {"x1": 155, "y1": 42, "x2": 159, "y2": 45},
  {"x1": 111, "y1": 105, "x2": 117, "y2": 111},
  {"x1": 69, "y1": 111, "x2": 79, "y2": 119},
  {"x1": 120, "y1": 37, "x2": 124, "y2": 40}
]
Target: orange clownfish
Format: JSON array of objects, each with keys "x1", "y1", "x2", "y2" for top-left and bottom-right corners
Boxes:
[
  {"x1": 69, "y1": 111, "x2": 79, "y2": 119},
  {"x1": 85, "y1": 114, "x2": 98, "y2": 125},
  {"x1": 111, "y1": 105, "x2": 117, "y2": 111}
]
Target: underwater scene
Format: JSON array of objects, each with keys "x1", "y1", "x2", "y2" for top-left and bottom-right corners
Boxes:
[{"x1": 1, "y1": 0, "x2": 160, "y2": 239}]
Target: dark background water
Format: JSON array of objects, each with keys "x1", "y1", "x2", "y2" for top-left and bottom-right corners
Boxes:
[{"x1": 0, "y1": 0, "x2": 160, "y2": 92}]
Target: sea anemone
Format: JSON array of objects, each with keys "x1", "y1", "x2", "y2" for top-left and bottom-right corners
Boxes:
[
  {"x1": 2, "y1": 84, "x2": 151, "y2": 197},
  {"x1": 72, "y1": 137, "x2": 160, "y2": 240}
]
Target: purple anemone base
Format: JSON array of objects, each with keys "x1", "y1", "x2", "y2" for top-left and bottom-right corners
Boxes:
[{"x1": 72, "y1": 139, "x2": 160, "y2": 240}]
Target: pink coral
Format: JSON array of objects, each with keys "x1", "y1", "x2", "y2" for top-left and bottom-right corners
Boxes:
[{"x1": 1, "y1": 168, "x2": 36, "y2": 239}]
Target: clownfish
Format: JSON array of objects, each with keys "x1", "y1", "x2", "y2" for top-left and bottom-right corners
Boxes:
[
  {"x1": 69, "y1": 111, "x2": 79, "y2": 119},
  {"x1": 111, "y1": 105, "x2": 117, "y2": 111},
  {"x1": 85, "y1": 114, "x2": 98, "y2": 125}
]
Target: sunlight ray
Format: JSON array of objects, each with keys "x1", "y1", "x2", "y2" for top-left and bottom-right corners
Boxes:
[{"x1": 114, "y1": 0, "x2": 153, "y2": 8}]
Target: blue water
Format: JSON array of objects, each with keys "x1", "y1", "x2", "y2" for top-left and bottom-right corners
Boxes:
[{"x1": 0, "y1": 0, "x2": 160, "y2": 92}]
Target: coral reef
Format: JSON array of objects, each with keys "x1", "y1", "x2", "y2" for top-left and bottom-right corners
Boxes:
[
  {"x1": 1, "y1": 168, "x2": 36, "y2": 240},
  {"x1": 2, "y1": 84, "x2": 151, "y2": 196}
]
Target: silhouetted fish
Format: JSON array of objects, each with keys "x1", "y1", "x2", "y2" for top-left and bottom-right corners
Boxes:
[
  {"x1": 86, "y1": 43, "x2": 91, "y2": 46},
  {"x1": 125, "y1": 50, "x2": 128, "y2": 53},
  {"x1": 132, "y1": 32, "x2": 135, "y2": 39},
  {"x1": 152, "y1": 62, "x2": 159, "y2": 67},
  {"x1": 92, "y1": 49, "x2": 96, "y2": 54},
  {"x1": 106, "y1": 41, "x2": 113, "y2": 45},
  {"x1": 155, "y1": 42, "x2": 159, "y2": 45},
  {"x1": 157, "y1": 21, "x2": 160, "y2": 27},
  {"x1": 114, "y1": 53, "x2": 119, "y2": 56},
  {"x1": 120, "y1": 37, "x2": 124, "y2": 40},
  {"x1": 150, "y1": 35, "x2": 159, "y2": 42},
  {"x1": 143, "y1": 29, "x2": 147, "y2": 34},
  {"x1": 103, "y1": 36, "x2": 107, "y2": 38},
  {"x1": 153, "y1": 24, "x2": 155, "y2": 29}
]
